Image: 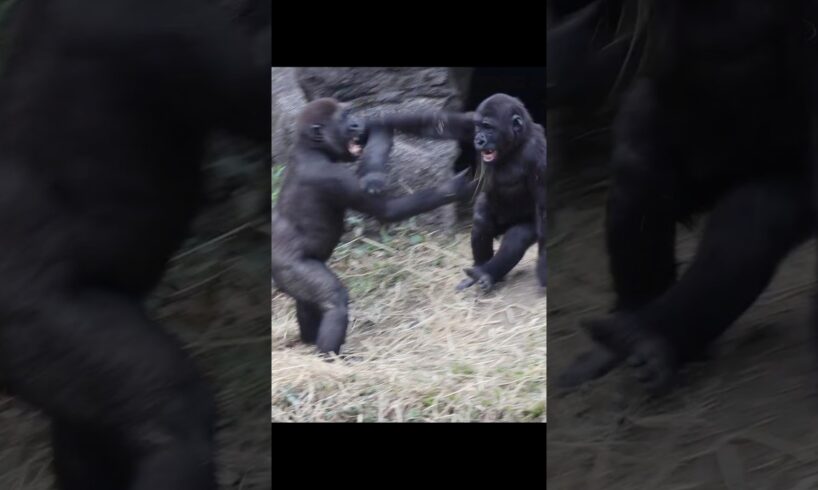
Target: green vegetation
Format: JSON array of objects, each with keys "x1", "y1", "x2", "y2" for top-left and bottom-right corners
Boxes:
[{"x1": 271, "y1": 164, "x2": 285, "y2": 204}]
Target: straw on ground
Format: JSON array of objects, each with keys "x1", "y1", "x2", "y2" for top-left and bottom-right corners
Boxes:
[{"x1": 272, "y1": 226, "x2": 547, "y2": 422}]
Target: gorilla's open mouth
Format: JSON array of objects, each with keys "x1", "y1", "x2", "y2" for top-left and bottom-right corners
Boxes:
[
  {"x1": 481, "y1": 150, "x2": 498, "y2": 163},
  {"x1": 348, "y1": 137, "x2": 363, "y2": 157}
]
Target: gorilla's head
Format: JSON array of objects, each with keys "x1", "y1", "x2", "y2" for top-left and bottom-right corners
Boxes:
[
  {"x1": 473, "y1": 93, "x2": 532, "y2": 166},
  {"x1": 296, "y1": 98, "x2": 366, "y2": 162}
]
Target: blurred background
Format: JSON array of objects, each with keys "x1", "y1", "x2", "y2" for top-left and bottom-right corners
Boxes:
[
  {"x1": 0, "y1": 0, "x2": 271, "y2": 487},
  {"x1": 546, "y1": 1, "x2": 818, "y2": 489}
]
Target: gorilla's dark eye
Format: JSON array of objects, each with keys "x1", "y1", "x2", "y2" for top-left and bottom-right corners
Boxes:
[{"x1": 310, "y1": 124, "x2": 322, "y2": 137}]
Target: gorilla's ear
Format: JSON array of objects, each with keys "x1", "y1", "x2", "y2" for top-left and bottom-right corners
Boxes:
[
  {"x1": 310, "y1": 124, "x2": 324, "y2": 142},
  {"x1": 512, "y1": 114, "x2": 524, "y2": 134}
]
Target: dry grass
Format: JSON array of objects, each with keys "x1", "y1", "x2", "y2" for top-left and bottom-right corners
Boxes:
[{"x1": 272, "y1": 225, "x2": 547, "y2": 422}]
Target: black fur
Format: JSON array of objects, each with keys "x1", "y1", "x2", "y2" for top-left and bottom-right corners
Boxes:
[
  {"x1": 354, "y1": 95, "x2": 548, "y2": 291},
  {"x1": 455, "y1": 68, "x2": 548, "y2": 174},
  {"x1": 558, "y1": 0, "x2": 815, "y2": 395},
  {"x1": 271, "y1": 98, "x2": 476, "y2": 355},
  {"x1": 0, "y1": 0, "x2": 269, "y2": 488},
  {"x1": 354, "y1": 109, "x2": 476, "y2": 195},
  {"x1": 457, "y1": 94, "x2": 548, "y2": 292}
]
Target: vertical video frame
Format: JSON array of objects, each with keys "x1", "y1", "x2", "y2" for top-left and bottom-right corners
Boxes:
[{"x1": 272, "y1": 67, "x2": 547, "y2": 422}]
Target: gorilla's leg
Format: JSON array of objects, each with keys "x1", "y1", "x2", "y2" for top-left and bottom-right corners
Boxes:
[
  {"x1": 295, "y1": 301, "x2": 323, "y2": 345},
  {"x1": 606, "y1": 174, "x2": 678, "y2": 311},
  {"x1": 471, "y1": 196, "x2": 496, "y2": 266},
  {"x1": 463, "y1": 223, "x2": 537, "y2": 292},
  {"x1": 558, "y1": 80, "x2": 677, "y2": 388},
  {"x1": 457, "y1": 201, "x2": 498, "y2": 292},
  {"x1": 1, "y1": 290, "x2": 217, "y2": 490},
  {"x1": 483, "y1": 223, "x2": 538, "y2": 281},
  {"x1": 52, "y1": 421, "x2": 129, "y2": 490},
  {"x1": 587, "y1": 179, "x2": 813, "y2": 394},
  {"x1": 274, "y1": 258, "x2": 350, "y2": 354},
  {"x1": 606, "y1": 85, "x2": 677, "y2": 312}
]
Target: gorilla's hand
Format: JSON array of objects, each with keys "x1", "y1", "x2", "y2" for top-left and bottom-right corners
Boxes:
[
  {"x1": 442, "y1": 168, "x2": 477, "y2": 201},
  {"x1": 361, "y1": 171, "x2": 387, "y2": 195},
  {"x1": 456, "y1": 266, "x2": 494, "y2": 292}
]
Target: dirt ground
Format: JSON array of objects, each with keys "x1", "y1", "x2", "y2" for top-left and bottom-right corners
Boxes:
[
  {"x1": 272, "y1": 223, "x2": 547, "y2": 422},
  {"x1": 547, "y1": 184, "x2": 818, "y2": 489},
  {"x1": 0, "y1": 149, "x2": 271, "y2": 489}
]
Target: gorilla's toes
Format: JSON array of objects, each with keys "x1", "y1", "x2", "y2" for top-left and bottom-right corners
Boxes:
[
  {"x1": 582, "y1": 314, "x2": 679, "y2": 395},
  {"x1": 465, "y1": 268, "x2": 493, "y2": 292},
  {"x1": 630, "y1": 336, "x2": 678, "y2": 395},
  {"x1": 556, "y1": 347, "x2": 624, "y2": 389},
  {"x1": 458, "y1": 267, "x2": 494, "y2": 293},
  {"x1": 477, "y1": 275, "x2": 495, "y2": 292},
  {"x1": 455, "y1": 274, "x2": 476, "y2": 291},
  {"x1": 316, "y1": 351, "x2": 337, "y2": 362},
  {"x1": 582, "y1": 314, "x2": 643, "y2": 357}
]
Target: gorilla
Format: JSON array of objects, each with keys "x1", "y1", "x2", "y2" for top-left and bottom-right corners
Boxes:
[
  {"x1": 271, "y1": 98, "x2": 476, "y2": 355},
  {"x1": 0, "y1": 0, "x2": 269, "y2": 488},
  {"x1": 457, "y1": 94, "x2": 548, "y2": 292},
  {"x1": 353, "y1": 94, "x2": 548, "y2": 292},
  {"x1": 557, "y1": 0, "x2": 815, "y2": 395}
]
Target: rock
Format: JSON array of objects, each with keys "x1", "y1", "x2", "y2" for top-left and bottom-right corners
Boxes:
[
  {"x1": 296, "y1": 67, "x2": 460, "y2": 106},
  {"x1": 271, "y1": 67, "x2": 307, "y2": 164}
]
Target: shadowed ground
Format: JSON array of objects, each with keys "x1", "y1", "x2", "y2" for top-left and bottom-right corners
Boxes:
[{"x1": 547, "y1": 181, "x2": 818, "y2": 489}]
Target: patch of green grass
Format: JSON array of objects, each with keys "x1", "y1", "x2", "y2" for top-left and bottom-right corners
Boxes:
[
  {"x1": 345, "y1": 262, "x2": 408, "y2": 297},
  {"x1": 271, "y1": 164, "x2": 285, "y2": 204},
  {"x1": 522, "y1": 401, "x2": 545, "y2": 420},
  {"x1": 333, "y1": 226, "x2": 428, "y2": 297},
  {"x1": 451, "y1": 362, "x2": 476, "y2": 376},
  {"x1": 405, "y1": 409, "x2": 423, "y2": 421}
]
